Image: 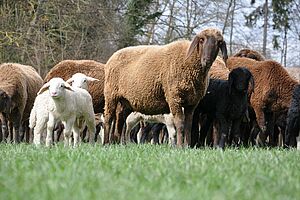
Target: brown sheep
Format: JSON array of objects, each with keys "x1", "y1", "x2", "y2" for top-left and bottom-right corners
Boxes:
[
  {"x1": 233, "y1": 48, "x2": 265, "y2": 61},
  {"x1": 226, "y1": 57, "x2": 298, "y2": 146},
  {"x1": 104, "y1": 28, "x2": 228, "y2": 147},
  {"x1": 44, "y1": 60, "x2": 105, "y2": 113},
  {"x1": 0, "y1": 63, "x2": 43, "y2": 143}
]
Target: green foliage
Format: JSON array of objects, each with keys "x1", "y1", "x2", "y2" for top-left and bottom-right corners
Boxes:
[
  {"x1": 118, "y1": 0, "x2": 162, "y2": 48},
  {"x1": 272, "y1": 34, "x2": 281, "y2": 49},
  {"x1": 272, "y1": 0, "x2": 293, "y2": 31},
  {"x1": 0, "y1": 144, "x2": 300, "y2": 200}
]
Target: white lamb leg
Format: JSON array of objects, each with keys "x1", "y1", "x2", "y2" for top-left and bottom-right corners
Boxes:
[
  {"x1": 63, "y1": 119, "x2": 75, "y2": 147},
  {"x1": 46, "y1": 116, "x2": 55, "y2": 147},
  {"x1": 137, "y1": 127, "x2": 143, "y2": 144},
  {"x1": 86, "y1": 121, "x2": 96, "y2": 145},
  {"x1": 167, "y1": 126, "x2": 176, "y2": 147},
  {"x1": 165, "y1": 117, "x2": 176, "y2": 146},
  {"x1": 33, "y1": 132, "x2": 41, "y2": 146},
  {"x1": 297, "y1": 136, "x2": 300, "y2": 150},
  {"x1": 99, "y1": 127, "x2": 104, "y2": 145},
  {"x1": 72, "y1": 125, "x2": 80, "y2": 148}
]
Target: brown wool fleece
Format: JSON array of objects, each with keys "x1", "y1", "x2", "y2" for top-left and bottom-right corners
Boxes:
[
  {"x1": 0, "y1": 63, "x2": 43, "y2": 122},
  {"x1": 104, "y1": 28, "x2": 225, "y2": 116}
]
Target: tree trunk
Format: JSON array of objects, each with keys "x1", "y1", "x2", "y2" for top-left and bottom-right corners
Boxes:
[
  {"x1": 283, "y1": 26, "x2": 288, "y2": 67},
  {"x1": 262, "y1": 0, "x2": 268, "y2": 57},
  {"x1": 229, "y1": 0, "x2": 236, "y2": 55},
  {"x1": 222, "y1": 0, "x2": 233, "y2": 34},
  {"x1": 165, "y1": 0, "x2": 176, "y2": 43}
]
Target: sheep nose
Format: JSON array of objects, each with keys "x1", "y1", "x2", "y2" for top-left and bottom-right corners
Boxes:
[{"x1": 51, "y1": 92, "x2": 57, "y2": 96}]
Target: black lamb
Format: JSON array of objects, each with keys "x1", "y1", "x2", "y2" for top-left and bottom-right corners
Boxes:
[
  {"x1": 193, "y1": 67, "x2": 254, "y2": 149},
  {"x1": 284, "y1": 84, "x2": 300, "y2": 148}
]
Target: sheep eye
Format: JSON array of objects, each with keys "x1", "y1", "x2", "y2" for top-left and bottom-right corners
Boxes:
[
  {"x1": 83, "y1": 79, "x2": 87, "y2": 82},
  {"x1": 60, "y1": 84, "x2": 64, "y2": 88}
]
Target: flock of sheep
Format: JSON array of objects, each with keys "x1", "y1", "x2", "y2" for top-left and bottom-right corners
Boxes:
[{"x1": 0, "y1": 27, "x2": 300, "y2": 149}]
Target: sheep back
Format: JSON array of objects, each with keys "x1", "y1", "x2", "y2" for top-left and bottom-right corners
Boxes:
[
  {"x1": 0, "y1": 63, "x2": 43, "y2": 121},
  {"x1": 233, "y1": 48, "x2": 265, "y2": 61},
  {"x1": 44, "y1": 60, "x2": 105, "y2": 113},
  {"x1": 105, "y1": 40, "x2": 214, "y2": 115}
]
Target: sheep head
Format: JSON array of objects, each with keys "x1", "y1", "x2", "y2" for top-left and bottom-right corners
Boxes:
[
  {"x1": 66, "y1": 73, "x2": 100, "y2": 90},
  {"x1": 228, "y1": 67, "x2": 255, "y2": 95},
  {"x1": 38, "y1": 77, "x2": 74, "y2": 98},
  {"x1": 186, "y1": 28, "x2": 228, "y2": 68},
  {"x1": 0, "y1": 89, "x2": 12, "y2": 113}
]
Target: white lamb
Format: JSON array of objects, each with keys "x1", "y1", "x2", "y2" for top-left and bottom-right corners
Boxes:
[
  {"x1": 30, "y1": 73, "x2": 99, "y2": 146},
  {"x1": 30, "y1": 77, "x2": 96, "y2": 147},
  {"x1": 125, "y1": 112, "x2": 176, "y2": 146}
]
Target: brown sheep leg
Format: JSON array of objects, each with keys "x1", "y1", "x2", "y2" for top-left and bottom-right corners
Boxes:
[
  {"x1": 184, "y1": 106, "x2": 196, "y2": 147},
  {"x1": 170, "y1": 105, "x2": 184, "y2": 147},
  {"x1": 11, "y1": 110, "x2": 21, "y2": 143},
  {"x1": 23, "y1": 121, "x2": 30, "y2": 143},
  {"x1": 115, "y1": 106, "x2": 131, "y2": 144},
  {"x1": 104, "y1": 99, "x2": 117, "y2": 144},
  {"x1": 255, "y1": 109, "x2": 268, "y2": 146}
]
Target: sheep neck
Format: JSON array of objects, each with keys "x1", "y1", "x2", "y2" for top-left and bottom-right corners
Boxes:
[{"x1": 51, "y1": 95, "x2": 67, "y2": 113}]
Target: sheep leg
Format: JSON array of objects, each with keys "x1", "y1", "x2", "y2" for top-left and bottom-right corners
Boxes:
[
  {"x1": 104, "y1": 99, "x2": 117, "y2": 144},
  {"x1": 114, "y1": 107, "x2": 126, "y2": 144},
  {"x1": 255, "y1": 109, "x2": 268, "y2": 146},
  {"x1": 86, "y1": 118, "x2": 96, "y2": 145},
  {"x1": 2, "y1": 122, "x2": 8, "y2": 142},
  {"x1": 170, "y1": 104, "x2": 184, "y2": 147},
  {"x1": 46, "y1": 115, "x2": 56, "y2": 147},
  {"x1": 125, "y1": 115, "x2": 141, "y2": 144},
  {"x1": 183, "y1": 106, "x2": 195, "y2": 147},
  {"x1": 137, "y1": 122, "x2": 144, "y2": 144},
  {"x1": 63, "y1": 118, "x2": 75, "y2": 147},
  {"x1": 191, "y1": 107, "x2": 201, "y2": 147},
  {"x1": 12, "y1": 118, "x2": 21, "y2": 144},
  {"x1": 284, "y1": 116, "x2": 299, "y2": 148},
  {"x1": 217, "y1": 116, "x2": 229, "y2": 149},
  {"x1": 165, "y1": 118, "x2": 176, "y2": 146},
  {"x1": 198, "y1": 115, "x2": 213, "y2": 147},
  {"x1": 33, "y1": 121, "x2": 46, "y2": 146},
  {"x1": 72, "y1": 125, "x2": 80, "y2": 148},
  {"x1": 23, "y1": 121, "x2": 30, "y2": 143},
  {"x1": 230, "y1": 119, "x2": 242, "y2": 147}
]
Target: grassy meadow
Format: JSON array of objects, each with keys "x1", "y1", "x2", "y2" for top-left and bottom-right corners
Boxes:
[{"x1": 0, "y1": 143, "x2": 299, "y2": 200}]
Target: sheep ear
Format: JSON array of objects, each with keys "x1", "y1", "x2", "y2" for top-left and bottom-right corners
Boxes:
[
  {"x1": 66, "y1": 78, "x2": 74, "y2": 84},
  {"x1": 86, "y1": 77, "x2": 100, "y2": 82},
  {"x1": 37, "y1": 83, "x2": 50, "y2": 95},
  {"x1": 220, "y1": 41, "x2": 228, "y2": 63},
  {"x1": 64, "y1": 82, "x2": 74, "y2": 92},
  {"x1": 186, "y1": 36, "x2": 200, "y2": 60}
]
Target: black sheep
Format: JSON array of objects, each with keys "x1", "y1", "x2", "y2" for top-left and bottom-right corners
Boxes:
[
  {"x1": 193, "y1": 67, "x2": 254, "y2": 149},
  {"x1": 284, "y1": 84, "x2": 300, "y2": 148}
]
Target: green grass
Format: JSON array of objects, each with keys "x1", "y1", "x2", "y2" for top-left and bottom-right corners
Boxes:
[{"x1": 0, "y1": 144, "x2": 299, "y2": 200}]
